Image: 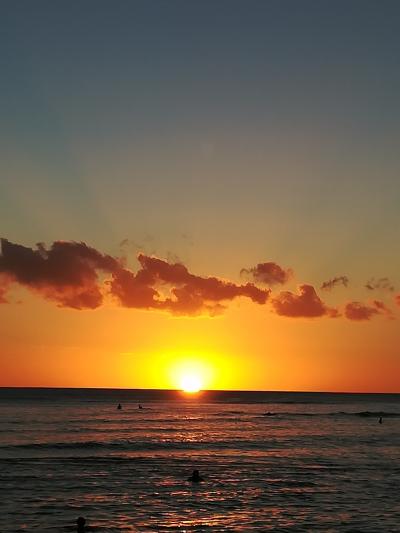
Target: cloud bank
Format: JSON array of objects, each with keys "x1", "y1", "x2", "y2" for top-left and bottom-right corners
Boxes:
[
  {"x1": 1, "y1": 238, "x2": 398, "y2": 321},
  {"x1": 0, "y1": 239, "x2": 270, "y2": 316},
  {"x1": 111, "y1": 253, "x2": 270, "y2": 315}
]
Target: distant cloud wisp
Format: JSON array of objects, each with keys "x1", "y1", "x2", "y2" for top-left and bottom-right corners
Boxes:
[
  {"x1": 365, "y1": 277, "x2": 395, "y2": 292},
  {"x1": 321, "y1": 275, "x2": 349, "y2": 291},
  {"x1": 344, "y1": 300, "x2": 392, "y2": 321}
]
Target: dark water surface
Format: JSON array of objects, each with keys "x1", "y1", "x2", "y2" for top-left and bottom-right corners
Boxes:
[{"x1": 1, "y1": 388, "x2": 399, "y2": 532}]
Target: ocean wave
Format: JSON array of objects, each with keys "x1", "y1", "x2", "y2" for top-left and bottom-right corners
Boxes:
[
  {"x1": 0, "y1": 439, "x2": 284, "y2": 451},
  {"x1": 258, "y1": 411, "x2": 400, "y2": 418},
  {"x1": 352, "y1": 411, "x2": 400, "y2": 418}
]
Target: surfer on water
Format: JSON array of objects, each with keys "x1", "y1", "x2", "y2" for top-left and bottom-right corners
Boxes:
[{"x1": 188, "y1": 469, "x2": 204, "y2": 482}]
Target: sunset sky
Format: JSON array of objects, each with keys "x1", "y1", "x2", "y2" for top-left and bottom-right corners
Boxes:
[{"x1": 1, "y1": 1, "x2": 400, "y2": 392}]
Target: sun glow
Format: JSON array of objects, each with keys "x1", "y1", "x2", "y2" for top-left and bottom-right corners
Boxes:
[
  {"x1": 180, "y1": 374, "x2": 202, "y2": 393},
  {"x1": 165, "y1": 354, "x2": 214, "y2": 392}
]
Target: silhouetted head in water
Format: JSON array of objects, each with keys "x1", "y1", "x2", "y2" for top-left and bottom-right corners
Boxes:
[
  {"x1": 379, "y1": 417, "x2": 383, "y2": 424},
  {"x1": 188, "y1": 469, "x2": 204, "y2": 482},
  {"x1": 117, "y1": 403, "x2": 122, "y2": 410},
  {"x1": 76, "y1": 516, "x2": 86, "y2": 532}
]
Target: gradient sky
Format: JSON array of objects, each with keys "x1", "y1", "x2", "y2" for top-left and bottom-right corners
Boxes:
[{"x1": 1, "y1": 1, "x2": 400, "y2": 392}]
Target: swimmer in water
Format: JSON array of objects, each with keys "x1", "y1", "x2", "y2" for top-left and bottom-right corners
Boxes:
[
  {"x1": 117, "y1": 403, "x2": 122, "y2": 410},
  {"x1": 379, "y1": 417, "x2": 383, "y2": 424},
  {"x1": 188, "y1": 469, "x2": 204, "y2": 482},
  {"x1": 138, "y1": 404, "x2": 143, "y2": 409},
  {"x1": 76, "y1": 516, "x2": 86, "y2": 532}
]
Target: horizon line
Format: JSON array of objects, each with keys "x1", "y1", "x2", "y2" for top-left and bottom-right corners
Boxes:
[{"x1": 0, "y1": 386, "x2": 399, "y2": 395}]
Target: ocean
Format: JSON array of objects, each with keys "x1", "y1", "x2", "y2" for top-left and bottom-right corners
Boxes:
[{"x1": 0, "y1": 388, "x2": 399, "y2": 532}]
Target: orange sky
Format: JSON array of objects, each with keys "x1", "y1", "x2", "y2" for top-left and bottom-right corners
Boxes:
[{"x1": 1, "y1": 281, "x2": 399, "y2": 392}]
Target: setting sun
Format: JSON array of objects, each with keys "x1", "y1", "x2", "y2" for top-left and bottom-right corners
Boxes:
[
  {"x1": 180, "y1": 374, "x2": 202, "y2": 393},
  {"x1": 162, "y1": 352, "x2": 215, "y2": 391}
]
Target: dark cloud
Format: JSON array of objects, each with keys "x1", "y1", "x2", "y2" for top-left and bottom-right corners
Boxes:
[
  {"x1": 109, "y1": 267, "x2": 160, "y2": 309},
  {"x1": 321, "y1": 276, "x2": 349, "y2": 291},
  {"x1": 241, "y1": 262, "x2": 292, "y2": 286},
  {"x1": 271, "y1": 284, "x2": 339, "y2": 318},
  {"x1": 0, "y1": 239, "x2": 270, "y2": 316},
  {"x1": 0, "y1": 239, "x2": 119, "y2": 309},
  {"x1": 111, "y1": 254, "x2": 270, "y2": 315},
  {"x1": 3, "y1": 238, "x2": 396, "y2": 321},
  {"x1": 162, "y1": 279, "x2": 268, "y2": 316},
  {"x1": 365, "y1": 277, "x2": 395, "y2": 292},
  {"x1": 344, "y1": 300, "x2": 392, "y2": 321}
]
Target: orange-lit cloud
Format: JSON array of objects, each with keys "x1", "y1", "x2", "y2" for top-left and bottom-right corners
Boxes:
[
  {"x1": 110, "y1": 267, "x2": 160, "y2": 309},
  {"x1": 0, "y1": 239, "x2": 270, "y2": 316},
  {"x1": 241, "y1": 261, "x2": 292, "y2": 286},
  {"x1": 0, "y1": 274, "x2": 10, "y2": 303},
  {"x1": 111, "y1": 253, "x2": 270, "y2": 315},
  {"x1": 372, "y1": 300, "x2": 394, "y2": 318},
  {"x1": 271, "y1": 284, "x2": 339, "y2": 318},
  {"x1": 0, "y1": 239, "x2": 119, "y2": 309},
  {"x1": 344, "y1": 300, "x2": 392, "y2": 321},
  {"x1": 321, "y1": 275, "x2": 349, "y2": 291},
  {"x1": 2, "y1": 238, "x2": 398, "y2": 322}
]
